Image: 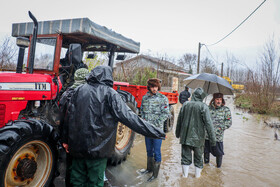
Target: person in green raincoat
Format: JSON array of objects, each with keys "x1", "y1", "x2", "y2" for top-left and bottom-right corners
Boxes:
[{"x1": 176, "y1": 87, "x2": 216, "y2": 178}]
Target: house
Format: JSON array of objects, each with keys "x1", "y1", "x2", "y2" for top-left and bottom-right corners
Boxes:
[{"x1": 114, "y1": 55, "x2": 192, "y2": 90}]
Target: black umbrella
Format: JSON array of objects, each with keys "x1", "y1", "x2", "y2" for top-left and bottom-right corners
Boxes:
[{"x1": 184, "y1": 73, "x2": 234, "y2": 95}]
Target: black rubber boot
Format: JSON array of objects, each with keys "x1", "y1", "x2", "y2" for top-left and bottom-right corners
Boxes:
[
  {"x1": 204, "y1": 152, "x2": 210, "y2": 164},
  {"x1": 216, "y1": 156, "x2": 223, "y2": 168},
  {"x1": 103, "y1": 180, "x2": 112, "y2": 187},
  {"x1": 140, "y1": 157, "x2": 154, "y2": 174},
  {"x1": 147, "y1": 162, "x2": 161, "y2": 182}
]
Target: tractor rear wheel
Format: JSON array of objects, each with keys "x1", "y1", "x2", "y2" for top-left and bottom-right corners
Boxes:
[
  {"x1": 109, "y1": 90, "x2": 137, "y2": 166},
  {"x1": 0, "y1": 119, "x2": 58, "y2": 187}
]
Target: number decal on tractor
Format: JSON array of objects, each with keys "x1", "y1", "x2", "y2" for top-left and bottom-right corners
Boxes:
[{"x1": 35, "y1": 83, "x2": 48, "y2": 90}]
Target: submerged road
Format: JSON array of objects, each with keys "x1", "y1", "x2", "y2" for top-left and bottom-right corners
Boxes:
[
  {"x1": 54, "y1": 96, "x2": 280, "y2": 187},
  {"x1": 106, "y1": 96, "x2": 280, "y2": 187}
]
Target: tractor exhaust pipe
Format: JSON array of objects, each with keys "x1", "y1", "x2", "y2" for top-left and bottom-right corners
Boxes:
[{"x1": 27, "y1": 11, "x2": 38, "y2": 74}]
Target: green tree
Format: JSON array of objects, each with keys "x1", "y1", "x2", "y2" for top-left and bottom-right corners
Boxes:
[
  {"x1": 133, "y1": 67, "x2": 157, "y2": 85},
  {"x1": 84, "y1": 52, "x2": 107, "y2": 71}
]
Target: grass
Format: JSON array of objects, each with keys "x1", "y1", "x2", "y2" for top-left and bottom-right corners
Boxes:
[
  {"x1": 234, "y1": 93, "x2": 280, "y2": 117},
  {"x1": 234, "y1": 94, "x2": 252, "y2": 109},
  {"x1": 270, "y1": 101, "x2": 280, "y2": 117}
]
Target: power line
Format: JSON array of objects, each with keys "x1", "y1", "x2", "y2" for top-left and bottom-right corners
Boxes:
[
  {"x1": 206, "y1": 0, "x2": 267, "y2": 46},
  {"x1": 203, "y1": 44, "x2": 220, "y2": 65}
]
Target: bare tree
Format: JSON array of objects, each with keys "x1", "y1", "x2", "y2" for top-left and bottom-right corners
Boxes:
[
  {"x1": 200, "y1": 57, "x2": 218, "y2": 74},
  {"x1": 0, "y1": 36, "x2": 17, "y2": 70},
  {"x1": 230, "y1": 67, "x2": 247, "y2": 83},
  {"x1": 178, "y1": 53, "x2": 197, "y2": 74},
  {"x1": 224, "y1": 52, "x2": 240, "y2": 78},
  {"x1": 244, "y1": 38, "x2": 280, "y2": 113},
  {"x1": 260, "y1": 39, "x2": 280, "y2": 104}
]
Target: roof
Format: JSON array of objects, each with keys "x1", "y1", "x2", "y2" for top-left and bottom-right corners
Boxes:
[
  {"x1": 12, "y1": 17, "x2": 140, "y2": 53},
  {"x1": 117, "y1": 55, "x2": 189, "y2": 73}
]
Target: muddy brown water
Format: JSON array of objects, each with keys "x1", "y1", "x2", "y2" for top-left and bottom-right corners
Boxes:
[{"x1": 106, "y1": 96, "x2": 280, "y2": 187}]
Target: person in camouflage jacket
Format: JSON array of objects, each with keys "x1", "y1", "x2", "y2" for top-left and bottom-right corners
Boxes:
[
  {"x1": 140, "y1": 78, "x2": 170, "y2": 182},
  {"x1": 204, "y1": 92, "x2": 232, "y2": 168}
]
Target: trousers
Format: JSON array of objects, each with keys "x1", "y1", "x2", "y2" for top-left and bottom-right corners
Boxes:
[
  {"x1": 181, "y1": 144, "x2": 204, "y2": 168},
  {"x1": 145, "y1": 137, "x2": 162, "y2": 162},
  {"x1": 70, "y1": 157, "x2": 107, "y2": 187}
]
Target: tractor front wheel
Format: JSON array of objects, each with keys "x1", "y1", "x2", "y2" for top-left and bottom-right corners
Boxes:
[
  {"x1": 109, "y1": 90, "x2": 137, "y2": 166},
  {"x1": 0, "y1": 119, "x2": 58, "y2": 187}
]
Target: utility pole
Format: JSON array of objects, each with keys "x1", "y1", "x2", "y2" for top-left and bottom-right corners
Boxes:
[
  {"x1": 221, "y1": 62, "x2": 224, "y2": 77},
  {"x1": 197, "y1": 42, "x2": 201, "y2": 74}
]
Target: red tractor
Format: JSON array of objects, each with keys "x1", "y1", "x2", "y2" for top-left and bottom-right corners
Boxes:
[{"x1": 0, "y1": 12, "x2": 177, "y2": 186}]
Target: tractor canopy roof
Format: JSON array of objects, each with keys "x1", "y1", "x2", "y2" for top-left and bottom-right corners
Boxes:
[{"x1": 12, "y1": 17, "x2": 140, "y2": 53}]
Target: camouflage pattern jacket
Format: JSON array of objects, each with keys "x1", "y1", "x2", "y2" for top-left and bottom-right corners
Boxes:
[
  {"x1": 71, "y1": 68, "x2": 89, "y2": 88},
  {"x1": 206, "y1": 103, "x2": 232, "y2": 142},
  {"x1": 140, "y1": 91, "x2": 170, "y2": 131}
]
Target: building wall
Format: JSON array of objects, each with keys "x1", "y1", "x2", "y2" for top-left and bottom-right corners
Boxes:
[
  {"x1": 115, "y1": 58, "x2": 167, "y2": 74},
  {"x1": 115, "y1": 57, "x2": 191, "y2": 88}
]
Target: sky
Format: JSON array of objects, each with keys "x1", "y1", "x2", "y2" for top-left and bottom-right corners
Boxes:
[{"x1": 0, "y1": 0, "x2": 279, "y2": 68}]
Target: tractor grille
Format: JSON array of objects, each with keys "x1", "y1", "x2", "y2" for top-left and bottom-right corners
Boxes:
[{"x1": 0, "y1": 104, "x2": 5, "y2": 126}]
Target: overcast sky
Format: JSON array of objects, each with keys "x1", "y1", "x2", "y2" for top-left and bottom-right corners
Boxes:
[{"x1": 0, "y1": 0, "x2": 279, "y2": 67}]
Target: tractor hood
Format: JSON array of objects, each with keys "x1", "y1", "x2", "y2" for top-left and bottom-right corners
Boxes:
[{"x1": 0, "y1": 72, "x2": 61, "y2": 101}]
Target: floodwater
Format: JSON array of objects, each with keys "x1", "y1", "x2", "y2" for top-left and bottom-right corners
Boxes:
[{"x1": 106, "y1": 96, "x2": 280, "y2": 187}]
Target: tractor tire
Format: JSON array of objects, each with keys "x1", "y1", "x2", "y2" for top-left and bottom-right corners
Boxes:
[
  {"x1": 0, "y1": 119, "x2": 58, "y2": 187},
  {"x1": 109, "y1": 90, "x2": 138, "y2": 166},
  {"x1": 164, "y1": 105, "x2": 175, "y2": 133}
]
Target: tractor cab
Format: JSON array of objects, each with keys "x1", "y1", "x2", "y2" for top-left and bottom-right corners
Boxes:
[
  {"x1": 12, "y1": 15, "x2": 140, "y2": 71},
  {"x1": 0, "y1": 12, "x2": 141, "y2": 187},
  {"x1": 12, "y1": 13, "x2": 140, "y2": 91}
]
